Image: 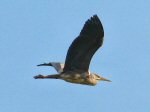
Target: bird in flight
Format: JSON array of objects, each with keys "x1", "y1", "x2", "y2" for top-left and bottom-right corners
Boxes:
[{"x1": 34, "y1": 15, "x2": 111, "y2": 86}]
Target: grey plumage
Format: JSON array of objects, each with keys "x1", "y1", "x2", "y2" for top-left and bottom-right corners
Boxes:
[
  {"x1": 34, "y1": 15, "x2": 111, "y2": 86},
  {"x1": 64, "y1": 15, "x2": 104, "y2": 72},
  {"x1": 37, "y1": 62, "x2": 64, "y2": 73}
]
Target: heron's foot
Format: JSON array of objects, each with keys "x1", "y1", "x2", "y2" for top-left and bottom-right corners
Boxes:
[{"x1": 34, "y1": 74, "x2": 45, "y2": 79}]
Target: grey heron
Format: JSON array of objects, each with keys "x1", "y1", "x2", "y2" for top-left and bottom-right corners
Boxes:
[{"x1": 34, "y1": 15, "x2": 111, "y2": 86}]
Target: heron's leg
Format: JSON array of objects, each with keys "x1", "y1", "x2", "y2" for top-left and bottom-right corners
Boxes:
[{"x1": 34, "y1": 74, "x2": 60, "y2": 79}]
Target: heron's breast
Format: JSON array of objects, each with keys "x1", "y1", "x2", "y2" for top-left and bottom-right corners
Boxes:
[
  {"x1": 60, "y1": 74, "x2": 85, "y2": 83},
  {"x1": 65, "y1": 78, "x2": 85, "y2": 83}
]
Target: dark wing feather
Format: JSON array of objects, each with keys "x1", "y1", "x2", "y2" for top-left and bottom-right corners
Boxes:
[{"x1": 63, "y1": 15, "x2": 104, "y2": 72}]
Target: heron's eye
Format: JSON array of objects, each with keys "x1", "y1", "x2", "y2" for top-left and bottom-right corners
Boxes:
[{"x1": 86, "y1": 75, "x2": 90, "y2": 78}]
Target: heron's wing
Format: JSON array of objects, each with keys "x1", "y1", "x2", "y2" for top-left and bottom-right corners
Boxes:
[
  {"x1": 37, "y1": 62, "x2": 64, "y2": 73},
  {"x1": 63, "y1": 15, "x2": 104, "y2": 72},
  {"x1": 50, "y1": 62, "x2": 64, "y2": 73}
]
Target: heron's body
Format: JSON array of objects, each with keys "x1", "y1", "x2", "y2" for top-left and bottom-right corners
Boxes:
[
  {"x1": 61, "y1": 72, "x2": 89, "y2": 85},
  {"x1": 34, "y1": 15, "x2": 111, "y2": 86},
  {"x1": 60, "y1": 71, "x2": 98, "y2": 85}
]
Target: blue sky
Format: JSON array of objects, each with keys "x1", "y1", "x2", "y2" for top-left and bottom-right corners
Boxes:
[{"x1": 0, "y1": 0, "x2": 150, "y2": 112}]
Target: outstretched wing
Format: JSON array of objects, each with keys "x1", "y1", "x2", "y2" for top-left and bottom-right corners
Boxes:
[
  {"x1": 37, "y1": 62, "x2": 64, "y2": 73},
  {"x1": 50, "y1": 62, "x2": 64, "y2": 73},
  {"x1": 63, "y1": 15, "x2": 104, "y2": 72}
]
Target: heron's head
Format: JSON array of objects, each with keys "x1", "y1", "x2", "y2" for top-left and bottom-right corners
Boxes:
[{"x1": 93, "y1": 73, "x2": 111, "y2": 82}]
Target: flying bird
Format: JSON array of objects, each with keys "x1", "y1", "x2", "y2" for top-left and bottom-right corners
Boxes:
[{"x1": 34, "y1": 15, "x2": 111, "y2": 86}]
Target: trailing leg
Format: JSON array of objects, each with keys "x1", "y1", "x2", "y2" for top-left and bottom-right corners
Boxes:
[{"x1": 34, "y1": 74, "x2": 60, "y2": 79}]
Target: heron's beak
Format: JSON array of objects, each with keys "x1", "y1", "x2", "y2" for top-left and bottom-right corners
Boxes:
[{"x1": 99, "y1": 77, "x2": 111, "y2": 82}]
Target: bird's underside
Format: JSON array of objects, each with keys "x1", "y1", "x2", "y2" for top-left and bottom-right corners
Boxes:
[
  {"x1": 35, "y1": 62, "x2": 111, "y2": 86},
  {"x1": 34, "y1": 15, "x2": 111, "y2": 86},
  {"x1": 35, "y1": 62, "x2": 93, "y2": 85}
]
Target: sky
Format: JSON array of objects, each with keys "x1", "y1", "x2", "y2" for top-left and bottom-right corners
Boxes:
[{"x1": 0, "y1": 0, "x2": 150, "y2": 112}]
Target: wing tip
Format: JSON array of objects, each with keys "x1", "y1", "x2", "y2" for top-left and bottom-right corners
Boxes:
[
  {"x1": 81, "y1": 14, "x2": 104, "y2": 36},
  {"x1": 85, "y1": 14, "x2": 102, "y2": 25},
  {"x1": 92, "y1": 14, "x2": 99, "y2": 19},
  {"x1": 37, "y1": 63, "x2": 52, "y2": 66},
  {"x1": 90, "y1": 14, "x2": 101, "y2": 24}
]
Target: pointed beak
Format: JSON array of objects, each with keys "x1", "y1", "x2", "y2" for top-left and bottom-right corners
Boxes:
[{"x1": 99, "y1": 77, "x2": 111, "y2": 82}]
